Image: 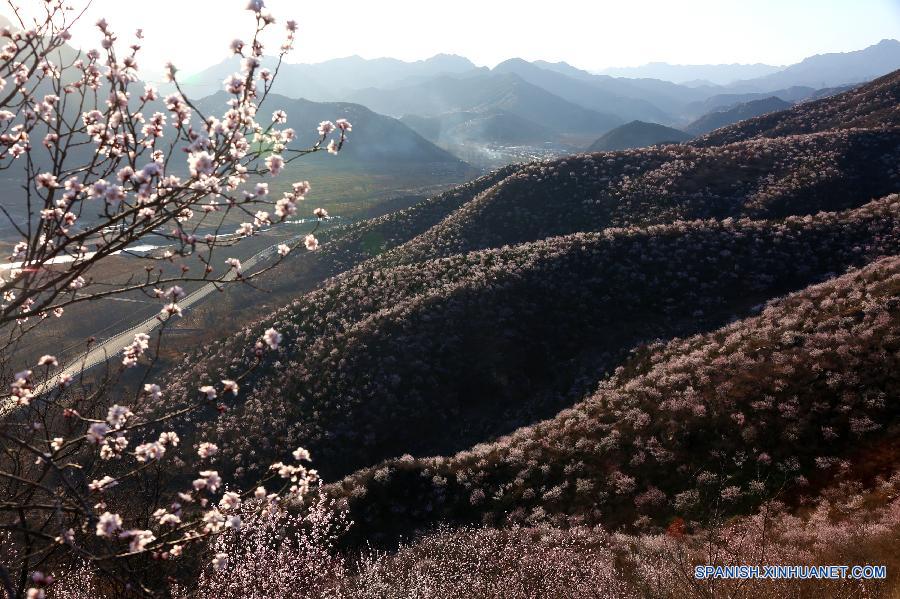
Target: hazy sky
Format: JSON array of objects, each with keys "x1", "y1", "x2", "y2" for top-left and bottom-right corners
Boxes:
[{"x1": 5, "y1": 0, "x2": 900, "y2": 75}]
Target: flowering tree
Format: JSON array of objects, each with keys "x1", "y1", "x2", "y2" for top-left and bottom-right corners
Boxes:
[{"x1": 0, "y1": 1, "x2": 352, "y2": 596}]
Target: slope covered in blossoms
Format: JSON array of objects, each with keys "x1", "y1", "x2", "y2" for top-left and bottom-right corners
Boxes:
[
  {"x1": 304, "y1": 463, "x2": 900, "y2": 597},
  {"x1": 328, "y1": 255, "x2": 900, "y2": 542},
  {"x1": 166, "y1": 195, "x2": 899, "y2": 485},
  {"x1": 369, "y1": 129, "x2": 899, "y2": 267}
]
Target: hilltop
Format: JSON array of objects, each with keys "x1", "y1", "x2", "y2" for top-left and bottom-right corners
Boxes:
[{"x1": 587, "y1": 120, "x2": 691, "y2": 151}]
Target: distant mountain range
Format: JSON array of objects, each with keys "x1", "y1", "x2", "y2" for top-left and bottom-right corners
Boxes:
[
  {"x1": 693, "y1": 69, "x2": 900, "y2": 146},
  {"x1": 727, "y1": 39, "x2": 900, "y2": 91},
  {"x1": 173, "y1": 39, "x2": 900, "y2": 165},
  {"x1": 178, "y1": 53, "x2": 478, "y2": 100},
  {"x1": 492, "y1": 58, "x2": 672, "y2": 123},
  {"x1": 346, "y1": 72, "x2": 624, "y2": 143},
  {"x1": 681, "y1": 85, "x2": 826, "y2": 118},
  {"x1": 596, "y1": 62, "x2": 784, "y2": 85}
]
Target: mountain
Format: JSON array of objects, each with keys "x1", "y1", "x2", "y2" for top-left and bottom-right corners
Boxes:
[
  {"x1": 345, "y1": 72, "x2": 623, "y2": 140},
  {"x1": 178, "y1": 54, "x2": 479, "y2": 100},
  {"x1": 680, "y1": 85, "x2": 821, "y2": 118},
  {"x1": 694, "y1": 68, "x2": 900, "y2": 146},
  {"x1": 587, "y1": 120, "x2": 691, "y2": 151},
  {"x1": 531, "y1": 60, "x2": 601, "y2": 81},
  {"x1": 729, "y1": 38, "x2": 900, "y2": 91},
  {"x1": 685, "y1": 96, "x2": 793, "y2": 135},
  {"x1": 173, "y1": 41, "x2": 900, "y2": 155},
  {"x1": 492, "y1": 58, "x2": 673, "y2": 123},
  {"x1": 515, "y1": 60, "x2": 722, "y2": 115},
  {"x1": 597, "y1": 61, "x2": 783, "y2": 85},
  {"x1": 193, "y1": 92, "x2": 474, "y2": 171}
]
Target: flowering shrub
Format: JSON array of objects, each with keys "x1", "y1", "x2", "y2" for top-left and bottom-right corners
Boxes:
[
  {"x1": 46, "y1": 467, "x2": 899, "y2": 598},
  {"x1": 615, "y1": 468, "x2": 900, "y2": 598},
  {"x1": 0, "y1": 0, "x2": 355, "y2": 595},
  {"x1": 341, "y1": 525, "x2": 628, "y2": 599},
  {"x1": 345, "y1": 472, "x2": 899, "y2": 599},
  {"x1": 173, "y1": 498, "x2": 349, "y2": 599}
]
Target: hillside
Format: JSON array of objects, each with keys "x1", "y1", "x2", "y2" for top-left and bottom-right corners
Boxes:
[
  {"x1": 587, "y1": 120, "x2": 691, "y2": 151},
  {"x1": 374, "y1": 128, "x2": 899, "y2": 266},
  {"x1": 685, "y1": 96, "x2": 793, "y2": 135},
  {"x1": 166, "y1": 194, "x2": 900, "y2": 488},
  {"x1": 331, "y1": 253, "x2": 899, "y2": 540},
  {"x1": 695, "y1": 69, "x2": 900, "y2": 146}
]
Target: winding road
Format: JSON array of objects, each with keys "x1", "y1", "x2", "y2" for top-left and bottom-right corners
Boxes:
[{"x1": 1, "y1": 232, "x2": 302, "y2": 416}]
